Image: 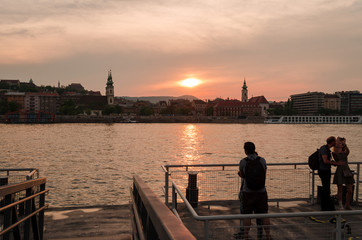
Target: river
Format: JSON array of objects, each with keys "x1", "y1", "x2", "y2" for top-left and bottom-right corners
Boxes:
[{"x1": 1, "y1": 123, "x2": 361, "y2": 207}]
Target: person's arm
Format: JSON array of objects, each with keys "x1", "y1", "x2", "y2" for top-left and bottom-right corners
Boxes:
[
  {"x1": 344, "y1": 145, "x2": 350, "y2": 156},
  {"x1": 322, "y1": 154, "x2": 344, "y2": 166},
  {"x1": 239, "y1": 159, "x2": 245, "y2": 178}
]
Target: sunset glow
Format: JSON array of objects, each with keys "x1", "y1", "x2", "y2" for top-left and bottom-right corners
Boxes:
[{"x1": 180, "y1": 78, "x2": 201, "y2": 88}]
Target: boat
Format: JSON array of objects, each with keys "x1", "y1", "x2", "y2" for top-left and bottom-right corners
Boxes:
[{"x1": 264, "y1": 115, "x2": 362, "y2": 124}]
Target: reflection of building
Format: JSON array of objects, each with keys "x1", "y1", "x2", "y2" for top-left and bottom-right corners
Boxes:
[{"x1": 290, "y1": 92, "x2": 325, "y2": 115}]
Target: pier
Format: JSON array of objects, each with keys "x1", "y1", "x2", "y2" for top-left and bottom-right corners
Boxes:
[{"x1": 2, "y1": 162, "x2": 362, "y2": 239}]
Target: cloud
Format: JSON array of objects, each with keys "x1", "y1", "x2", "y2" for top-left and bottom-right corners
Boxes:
[{"x1": 0, "y1": 0, "x2": 361, "y2": 100}]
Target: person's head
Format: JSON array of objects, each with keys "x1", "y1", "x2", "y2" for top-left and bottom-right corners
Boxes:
[
  {"x1": 326, "y1": 136, "x2": 336, "y2": 147},
  {"x1": 244, "y1": 142, "x2": 256, "y2": 155}
]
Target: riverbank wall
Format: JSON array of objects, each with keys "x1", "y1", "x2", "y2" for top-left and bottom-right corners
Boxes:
[{"x1": 0, "y1": 115, "x2": 265, "y2": 123}]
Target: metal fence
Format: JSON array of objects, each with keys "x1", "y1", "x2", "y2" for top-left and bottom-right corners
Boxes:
[
  {"x1": 163, "y1": 162, "x2": 361, "y2": 206},
  {"x1": 163, "y1": 162, "x2": 362, "y2": 240},
  {"x1": 0, "y1": 168, "x2": 39, "y2": 185}
]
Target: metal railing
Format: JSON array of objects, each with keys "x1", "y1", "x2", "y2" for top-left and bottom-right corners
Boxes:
[
  {"x1": 0, "y1": 168, "x2": 39, "y2": 186},
  {"x1": 130, "y1": 175, "x2": 196, "y2": 240},
  {"x1": 162, "y1": 162, "x2": 362, "y2": 240},
  {"x1": 0, "y1": 177, "x2": 48, "y2": 240},
  {"x1": 170, "y1": 177, "x2": 362, "y2": 240},
  {"x1": 162, "y1": 162, "x2": 361, "y2": 206}
]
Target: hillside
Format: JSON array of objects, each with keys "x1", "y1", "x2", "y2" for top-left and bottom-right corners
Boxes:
[{"x1": 120, "y1": 95, "x2": 199, "y2": 104}]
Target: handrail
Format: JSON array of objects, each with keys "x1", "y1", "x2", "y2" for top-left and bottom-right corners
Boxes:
[
  {"x1": 0, "y1": 205, "x2": 48, "y2": 236},
  {"x1": 0, "y1": 168, "x2": 37, "y2": 172},
  {"x1": 26, "y1": 168, "x2": 38, "y2": 180},
  {"x1": 0, "y1": 177, "x2": 47, "y2": 196},
  {"x1": 171, "y1": 178, "x2": 362, "y2": 240},
  {"x1": 0, "y1": 189, "x2": 49, "y2": 212},
  {"x1": 164, "y1": 162, "x2": 362, "y2": 168},
  {"x1": 132, "y1": 175, "x2": 196, "y2": 240},
  {"x1": 0, "y1": 176, "x2": 47, "y2": 239},
  {"x1": 172, "y1": 177, "x2": 362, "y2": 220}
]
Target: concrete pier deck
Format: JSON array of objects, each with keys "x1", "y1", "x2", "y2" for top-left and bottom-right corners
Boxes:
[
  {"x1": 43, "y1": 201, "x2": 362, "y2": 239},
  {"x1": 44, "y1": 205, "x2": 131, "y2": 239}
]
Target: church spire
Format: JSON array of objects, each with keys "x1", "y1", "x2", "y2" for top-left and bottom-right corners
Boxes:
[
  {"x1": 106, "y1": 69, "x2": 113, "y2": 86},
  {"x1": 241, "y1": 78, "x2": 248, "y2": 102}
]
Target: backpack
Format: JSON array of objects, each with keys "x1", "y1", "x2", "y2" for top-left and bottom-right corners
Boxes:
[
  {"x1": 308, "y1": 149, "x2": 320, "y2": 170},
  {"x1": 244, "y1": 157, "x2": 266, "y2": 190}
]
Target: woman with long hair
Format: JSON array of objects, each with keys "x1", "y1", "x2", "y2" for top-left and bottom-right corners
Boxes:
[{"x1": 333, "y1": 137, "x2": 354, "y2": 210}]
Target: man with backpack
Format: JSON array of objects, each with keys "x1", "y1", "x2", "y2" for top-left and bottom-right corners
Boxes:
[
  {"x1": 318, "y1": 136, "x2": 345, "y2": 211},
  {"x1": 239, "y1": 142, "x2": 271, "y2": 240}
]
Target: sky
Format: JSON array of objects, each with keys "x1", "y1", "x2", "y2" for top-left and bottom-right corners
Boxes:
[{"x1": 1, "y1": 0, "x2": 362, "y2": 101}]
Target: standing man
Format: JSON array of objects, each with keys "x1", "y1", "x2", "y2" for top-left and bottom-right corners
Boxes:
[
  {"x1": 318, "y1": 136, "x2": 344, "y2": 211},
  {"x1": 239, "y1": 142, "x2": 271, "y2": 240}
]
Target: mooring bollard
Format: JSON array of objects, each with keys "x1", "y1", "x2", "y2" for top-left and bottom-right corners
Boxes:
[{"x1": 186, "y1": 171, "x2": 199, "y2": 208}]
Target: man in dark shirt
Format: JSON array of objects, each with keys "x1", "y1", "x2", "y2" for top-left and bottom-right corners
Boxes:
[
  {"x1": 239, "y1": 142, "x2": 271, "y2": 240},
  {"x1": 318, "y1": 136, "x2": 344, "y2": 211}
]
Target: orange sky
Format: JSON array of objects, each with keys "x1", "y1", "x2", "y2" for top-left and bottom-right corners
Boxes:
[{"x1": 1, "y1": 1, "x2": 361, "y2": 101}]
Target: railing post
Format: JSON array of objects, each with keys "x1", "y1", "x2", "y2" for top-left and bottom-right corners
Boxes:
[
  {"x1": 39, "y1": 183, "x2": 46, "y2": 240},
  {"x1": 172, "y1": 185, "x2": 177, "y2": 211},
  {"x1": 165, "y1": 166, "x2": 169, "y2": 206},
  {"x1": 335, "y1": 214, "x2": 342, "y2": 240},
  {"x1": 356, "y1": 163, "x2": 360, "y2": 206},
  {"x1": 311, "y1": 171, "x2": 315, "y2": 205},
  {"x1": 204, "y1": 220, "x2": 209, "y2": 240}
]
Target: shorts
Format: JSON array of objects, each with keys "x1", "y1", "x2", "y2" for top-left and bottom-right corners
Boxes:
[{"x1": 242, "y1": 191, "x2": 268, "y2": 214}]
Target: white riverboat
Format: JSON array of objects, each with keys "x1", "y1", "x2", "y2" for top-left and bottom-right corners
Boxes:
[{"x1": 265, "y1": 115, "x2": 362, "y2": 124}]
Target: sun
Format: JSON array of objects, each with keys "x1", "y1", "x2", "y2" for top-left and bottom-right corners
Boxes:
[{"x1": 180, "y1": 78, "x2": 201, "y2": 88}]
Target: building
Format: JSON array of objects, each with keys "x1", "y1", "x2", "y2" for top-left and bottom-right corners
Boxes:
[
  {"x1": 241, "y1": 79, "x2": 248, "y2": 102},
  {"x1": 25, "y1": 92, "x2": 59, "y2": 113},
  {"x1": 0, "y1": 79, "x2": 20, "y2": 87},
  {"x1": 213, "y1": 100, "x2": 261, "y2": 117},
  {"x1": 67, "y1": 83, "x2": 85, "y2": 92},
  {"x1": 290, "y1": 92, "x2": 325, "y2": 115},
  {"x1": 324, "y1": 94, "x2": 340, "y2": 111},
  {"x1": 4, "y1": 92, "x2": 25, "y2": 110},
  {"x1": 192, "y1": 100, "x2": 207, "y2": 115},
  {"x1": 248, "y1": 96, "x2": 269, "y2": 117},
  {"x1": 350, "y1": 93, "x2": 362, "y2": 114},
  {"x1": 105, "y1": 70, "x2": 114, "y2": 105},
  {"x1": 336, "y1": 91, "x2": 361, "y2": 115}
]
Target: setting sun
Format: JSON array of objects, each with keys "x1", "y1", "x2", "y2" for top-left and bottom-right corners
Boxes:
[{"x1": 180, "y1": 78, "x2": 201, "y2": 88}]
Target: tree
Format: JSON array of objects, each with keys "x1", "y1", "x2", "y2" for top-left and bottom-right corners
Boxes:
[
  {"x1": 0, "y1": 99, "x2": 21, "y2": 114},
  {"x1": 139, "y1": 106, "x2": 154, "y2": 116},
  {"x1": 206, "y1": 106, "x2": 214, "y2": 116},
  {"x1": 59, "y1": 99, "x2": 83, "y2": 115}
]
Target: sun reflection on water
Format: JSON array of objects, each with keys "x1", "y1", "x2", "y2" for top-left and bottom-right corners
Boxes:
[{"x1": 180, "y1": 124, "x2": 202, "y2": 164}]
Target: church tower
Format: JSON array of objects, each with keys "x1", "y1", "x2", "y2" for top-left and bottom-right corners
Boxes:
[
  {"x1": 241, "y1": 78, "x2": 248, "y2": 102},
  {"x1": 106, "y1": 70, "x2": 114, "y2": 105}
]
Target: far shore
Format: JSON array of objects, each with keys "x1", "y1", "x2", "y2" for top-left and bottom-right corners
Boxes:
[{"x1": 0, "y1": 114, "x2": 266, "y2": 124}]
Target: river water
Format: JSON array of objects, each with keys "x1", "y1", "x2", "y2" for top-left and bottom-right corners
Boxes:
[{"x1": 1, "y1": 123, "x2": 361, "y2": 207}]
